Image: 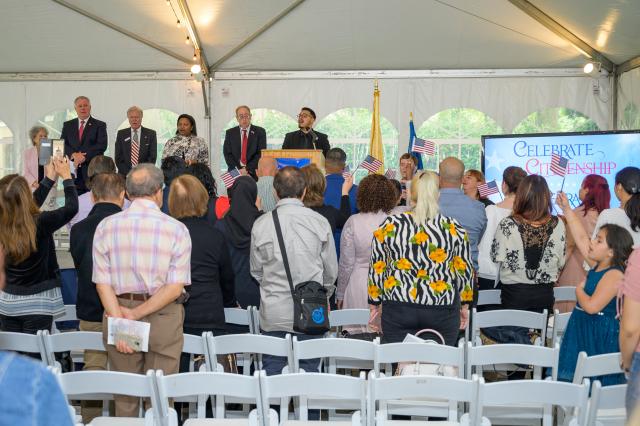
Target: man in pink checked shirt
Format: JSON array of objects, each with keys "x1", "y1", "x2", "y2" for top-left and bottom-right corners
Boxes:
[{"x1": 92, "y1": 163, "x2": 191, "y2": 417}]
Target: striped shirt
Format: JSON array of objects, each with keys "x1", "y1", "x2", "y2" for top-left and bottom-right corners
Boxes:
[{"x1": 92, "y1": 198, "x2": 192, "y2": 295}]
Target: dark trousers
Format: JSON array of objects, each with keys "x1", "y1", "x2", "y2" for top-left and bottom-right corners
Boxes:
[
  {"x1": 381, "y1": 302, "x2": 460, "y2": 346},
  {"x1": 0, "y1": 314, "x2": 53, "y2": 334}
]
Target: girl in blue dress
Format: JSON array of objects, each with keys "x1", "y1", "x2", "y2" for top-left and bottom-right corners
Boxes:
[{"x1": 557, "y1": 192, "x2": 634, "y2": 385}]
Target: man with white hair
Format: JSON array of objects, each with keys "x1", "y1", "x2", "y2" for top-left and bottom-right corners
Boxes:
[{"x1": 115, "y1": 105, "x2": 158, "y2": 176}]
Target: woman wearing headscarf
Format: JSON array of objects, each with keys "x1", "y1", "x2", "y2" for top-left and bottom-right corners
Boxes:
[{"x1": 215, "y1": 176, "x2": 263, "y2": 308}]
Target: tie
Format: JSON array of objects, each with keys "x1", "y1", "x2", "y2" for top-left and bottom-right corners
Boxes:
[
  {"x1": 131, "y1": 129, "x2": 139, "y2": 167},
  {"x1": 78, "y1": 120, "x2": 86, "y2": 140},
  {"x1": 241, "y1": 128, "x2": 248, "y2": 166}
]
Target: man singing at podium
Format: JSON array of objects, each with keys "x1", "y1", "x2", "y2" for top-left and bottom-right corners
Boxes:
[{"x1": 282, "y1": 107, "x2": 330, "y2": 156}]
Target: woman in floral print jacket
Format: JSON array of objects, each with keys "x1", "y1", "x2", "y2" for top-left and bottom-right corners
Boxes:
[{"x1": 367, "y1": 171, "x2": 474, "y2": 345}]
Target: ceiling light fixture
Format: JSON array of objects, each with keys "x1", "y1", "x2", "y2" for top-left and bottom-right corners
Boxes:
[
  {"x1": 190, "y1": 64, "x2": 202, "y2": 74},
  {"x1": 583, "y1": 62, "x2": 601, "y2": 77},
  {"x1": 185, "y1": 36, "x2": 190, "y2": 45}
]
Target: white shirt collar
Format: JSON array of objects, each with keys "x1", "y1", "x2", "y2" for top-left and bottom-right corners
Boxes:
[
  {"x1": 239, "y1": 125, "x2": 251, "y2": 137},
  {"x1": 78, "y1": 116, "x2": 90, "y2": 128}
]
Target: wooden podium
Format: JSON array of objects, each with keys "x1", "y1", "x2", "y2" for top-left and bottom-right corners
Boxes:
[{"x1": 261, "y1": 149, "x2": 325, "y2": 169}]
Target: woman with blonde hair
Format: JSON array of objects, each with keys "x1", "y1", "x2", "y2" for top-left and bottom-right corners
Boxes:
[
  {"x1": 0, "y1": 158, "x2": 77, "y2": 334},
  {"x1": 367, "y1": 171, "x2": 474, "y2": 345}
]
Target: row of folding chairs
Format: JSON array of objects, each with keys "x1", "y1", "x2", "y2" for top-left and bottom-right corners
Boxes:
[{"x1": 54, "y1": 367, "x2": 621, "y2": 426}]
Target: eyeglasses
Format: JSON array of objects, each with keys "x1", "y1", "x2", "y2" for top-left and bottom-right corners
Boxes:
[
  {"x1": 237, "y1": 114, "x2": 251, "y2": 119},
  {"x1": 297, "y1": 113, "x2": 312, "y2": 119}
]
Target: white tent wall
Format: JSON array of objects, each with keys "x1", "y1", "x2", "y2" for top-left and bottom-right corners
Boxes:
[
  {"x1": 0, "y1": 78, "x2": 204, "y2": 175},
  {"x1": 618, "y1": 68, "x2": 640, "y2": 128},
  {"x1": 210, "y1": 73, "x2": 611, "y2": 174}
]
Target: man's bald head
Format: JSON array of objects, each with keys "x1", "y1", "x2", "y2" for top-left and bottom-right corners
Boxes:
[
  {"x1": 439, "y1": 157, "x2": 465, "y2": 188},
  {"x1": 257, "y1": 157, "x2": 278, "y2": 178},
  {"x1": 126, "y1": 163, "x2": 164, "y2": 198}
]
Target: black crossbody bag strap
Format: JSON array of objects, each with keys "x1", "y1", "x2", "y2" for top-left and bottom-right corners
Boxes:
[{"x1": 272, "y1": 209, "x2": 296, "y2": 298}]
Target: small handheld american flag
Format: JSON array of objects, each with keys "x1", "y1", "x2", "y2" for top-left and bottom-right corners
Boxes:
[
  {"x1": 359, "y1": 155, "x2": 383, "y2": 173},
  {"x1": 550, "y1": 153, "x2": 568, "y2": 177},
  {"x1": 411, "y1": 137, "x2": 436, "y2": 156},
  {"x1": 221, "y1": 167, "x2": 241, "y2": 188},
  {"x1": 342, "y1": 165, "x2": 351, "y2": 179},
  {"x1": 478, "y1": 180, "x2": 499, "y2": 198},
  {"x1": 384, "y1": 169, "x2": 396, "y2": 179}
]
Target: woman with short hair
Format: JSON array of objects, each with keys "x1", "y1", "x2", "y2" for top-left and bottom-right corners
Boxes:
[
  {"x1": 162, "y1": 114, "x2": 209, "y2": 165},
  {"x1": 23, "y1": 125, "x2": 57, "y2": 210}
]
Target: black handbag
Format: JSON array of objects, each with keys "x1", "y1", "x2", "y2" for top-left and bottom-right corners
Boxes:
[{"x1": 272, "y1": 209, "x2": 330, "y2": 335}]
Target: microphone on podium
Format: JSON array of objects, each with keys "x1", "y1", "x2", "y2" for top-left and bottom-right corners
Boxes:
[{"x1": 308, "y1": 128, "x2": 318, "y2": 150}]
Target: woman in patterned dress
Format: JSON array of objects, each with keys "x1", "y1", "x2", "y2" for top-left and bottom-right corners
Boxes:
[{"x1": 162, "y1": 113, "x2": 209, "y2": 165}]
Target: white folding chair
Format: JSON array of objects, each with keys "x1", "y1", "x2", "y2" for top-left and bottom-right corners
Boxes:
[
  {"x1": 573, "y1": 352, "x2": 624, "y2": 384},
  {"x1": 476, "y1": 379, "x2": 590, "y2": 426},
  {"x1": 372, "y1": 341, "x2": 465, "y2": 420},
  {"x1": 259, "y1": 371, "x2": 366, "y2": 426},
  {"x1": 328, "y1": 309, "x2": 370, "y2": 336},
  {"x1": 41, "y1": 329, "x2": 105, "y2": 367},
  {"x1": 154, "y1": 370, "x2": 263, "y2": 426},
  {"x1": 249, "y1": 306, "x2": 260, "y2": 335},
  {"x1": 0, "y1": 330, "x2": 48, "y2": 361},
  {"x1": 208, "y1": 333, "x2": 293, "y2": 374},
  {"x1": 586, "y1": 380, "x2": 627, "y2": 426},
  {"x1": 554, "y1": 287, "x2": 577, "y2": 304},
  {"x1": 183, "y1": 332, "x2": 213, "y2": 372},
  {"x1": 550, "y1": 309, "x2": 571, "y2": 348},
  {"x1": 224, "y1": 308, "x2": 255, "y2": 333},
  {"x1": 52, "y1": 304, "x2": 79, "y2": 333},
  {"x1": 476, "y1": 290, "x2": 501, "y2": 306},
  {"x1": 466, "y1": 342, "x2": 559, "y2": 380},
  {"x1": 367, "y1": 371, "x2": 481, "y2": 425},
  {"x1": 59, "y1": 370, "x2": 159, "y2": 425},
  {"x1": 472, "y1": 308, "x2": 548, "y2": 346}
]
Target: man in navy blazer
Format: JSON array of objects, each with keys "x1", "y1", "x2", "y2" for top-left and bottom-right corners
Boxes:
[
  {"x1": 61, "y1": 96, "x2": 108, "y2": 194},
  {"x1": 114, "y1": 106, "x2": 157, "y2": 176},
  {"x1": 223, "y1": 105, "x2": 267, "y2": 179}
]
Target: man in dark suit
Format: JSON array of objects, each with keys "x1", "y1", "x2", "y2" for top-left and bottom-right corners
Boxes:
[
  {"x1": 61, "y1": 96, "x2": 108, "y2": 194},
  {"x1": 282, "y1": 107, "x2": 330, "y2": 156},
  {"x1": 223, "y1": 105, "x2": 267, "y2": 179},
  {"x1": 69, "y1": 172, "x2": 124, "y2": 423},
  {"x1": 114, "y1": 106, "x2": 157, "y2": 176}
]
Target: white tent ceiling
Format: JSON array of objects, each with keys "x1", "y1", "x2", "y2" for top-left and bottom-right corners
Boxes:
[{"x1": 0, "y1": 0, "x2": 638, "y2": 74}]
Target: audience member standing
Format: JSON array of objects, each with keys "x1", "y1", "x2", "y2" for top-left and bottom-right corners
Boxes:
[
  {"x1": 324, "y1": 148, "x2": 358, "y2": 214},
  {"x1": 160, "y1": 156, "x2": 187, "y2": 214},
  {"x1": 223, "y1": 105, "x2": 267, "y2": 179},
  {"x1": 0, "y1": 158, "x2": 77, "y2": 334},
  {"x1": 398, "y1": 153, "x2": 418, "y2": 206},
  {"x1": 619, "y1": 248, "x2": 640, "y2": 420},
  {"x1": 438, "y1": 157, "x2": 487, "y2": 274},
  {"x1": 556, "y1": 174, "x2": 610, "y2": 312},
  {"x1": 93, "y1": 164, "x2": 191, "y2": 417},
  {"x1": 256, "y1": 157, "x2": 278, "y2": 213},
  {"x1": 216, "y1": 176, "x2": 262, "y2": 308},
  {"x1": 114, "y1": 106, "x2": 157, "y2": 176},
  {"x1": 302, "y1": 164, "x2": 352, "y2": 234},
  {"x1": 61, "y1": 96, "x2": 108, "y2": 194},
  {"x1": 187, "y1": 163, "x2": 229, "y2": 224},
  {"x1": 69, "y1": 172, "x2": 124, "y2": 423},
  {"x1": 337, "y1": 175, "x2": 396, "y2": 333},
  {"x1": 477, "y1": 166, "x2": 527, "y2": 294},
  {"x1": 23, "y1": 125, "x2": 57, "y2": 210},
  {"x1": 162, "y1": 114, "x2": 209, "y2": 165},
  {"x1": 593, "y1": 166, "x2": 640, "y2": 247},
  {"x1": 250, "y1": 167, "x2": 337, "y2": 374},
  {"x1": 168, "y1": 175, "x2": 235, "y2": 343},
  {"x1": 463, "y1": 169, "x2": 495, "y2": 207},
  {"x1": 368, "y1": 171, "x2": 474, "y2": 345}
]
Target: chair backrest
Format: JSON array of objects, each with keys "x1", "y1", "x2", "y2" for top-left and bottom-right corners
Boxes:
[
  {"x1": 472, "y1": 308, "x2": 548, "y2": 345},
  {"x1": 0, "y1": 330, "x2": 47, "y2": 360},
  {"x1": 477, "y1": 290, "x2": 501, "y2": 306},
  {"x1": 208, "y1": 333, "x2": 292, "y2": 372},
  {"x1": 224, "y1": 307, "x2": 253, "y2": 330},
  {"x1": 249, "y1": 306, "x2": 260, "y2": 334},
  {"x1": 260, "y1": 371, "x2": 366, "y2": 423},
  {"x1": 41, "y1": 330, "x2": 105, "y2": 366},
  {"x1": 368, "y1": 371, "x2": 480, "y2": 426},
  {"x1": 573, "y1": 351, "x2": 623, "y2": 384},
  {"x1": 51, "y1": 305, "x2": 78, "y2": 334},
  {"x1": 466, "y1": 342, "x2": 559, "y2": 380},
  {"x1": 182, "y1": 332, "x2": 213, "y2": 372},
  {"x1": 374, "y1": 340, "x2": 465, "y2": 377},
  {"x1": 477, "y1": 379, "x2": 589, "y2": 426},
  {"x1": 554, "y1": 286, "x2": 577, "y2": 303},
  {"x1": 586, "y1": 381, "x2": 627, "y2": 426},
  {"x1": 551, "y1": 310, "x2": 571, "y2": 348},
  {"x1": 292, "y1": 336, "x2": 375, "y2": 373},
  {"x1": 155, "y1": 370, "x2": 262, "y2": 421},
  {"x1": 329, "y1": 309, "x2": 370, "y2": 328}
]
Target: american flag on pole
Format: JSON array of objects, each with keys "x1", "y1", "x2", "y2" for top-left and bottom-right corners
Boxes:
[
  {"x1": 478, "y1": 180, "x2": 500, "y2": 198},
  {"x1": 221, "y1": 168, "x2": 241, "y2": 188},
  {"x1": 359, "y1": 155, "x2": 383, "y2": 173},
  {"x1": 342, "y1": 165, "x2": 351, "y2": 179},
  {"x1": 384, "y1": 169, "x2": 396, "y2": 179},
  {"x1": 550, "y1": 153, "x2": 568, "y2": 177},
  {"x1": 411, "y1": 137, "x2": 436, "y2": 156}
]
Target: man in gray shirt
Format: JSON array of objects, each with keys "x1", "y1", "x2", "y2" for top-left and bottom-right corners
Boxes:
[
  {"x1": 438, "y1": 157, "x2": 487, "y2": 274},
  {"x1": 255, "y1": 157, "x2": 278, "y2": 212},
  {"x1": 250, "y1": 166, "x2": 337, "y2": 375}
]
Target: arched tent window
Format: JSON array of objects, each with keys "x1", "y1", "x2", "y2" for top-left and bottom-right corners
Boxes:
[
  {"x1": 118, "y1": 108, "x2": 179, "y2": 165},
  {"x1": 0, "y1": 120, "x2": 15, "y2": 177},
  {"x1": 315, "y1": 108, "x2": 399, "y2": 182},
  {"x1": 513, "y1": 108, "x2": 599, "y2": 134},
  {"x1": 417, "y1": 108, "x2": 503, "y2": 171},
  {"x1": 219, "y1": 109, "x2": 297, "y2": 174},
  {"x1": 621, "y1": 103, "x2": 640, "y2": 130}
]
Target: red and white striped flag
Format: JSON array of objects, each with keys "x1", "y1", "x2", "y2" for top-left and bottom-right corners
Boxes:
[
  {"x1": 411, "y1": 137, "x2": 436, "y2": 156},
  {"x1": 342, "y1": 165, "x2": 351, "y2": 179},
  {"x1": 359, "y1": 155, "x2": 383, "y2": 173},
  {"x1": 221, "y1": 167, "x2": 241, "y2": 188},
  {"x1": 478, "y1": 180, "x2": 499, "y2": 198},
  {"x1": 550, "y1": 153, "x2": 568, "y2": 177},
  {"x1": 384, "y1": 169, "x2": 396, "y2": 179}
]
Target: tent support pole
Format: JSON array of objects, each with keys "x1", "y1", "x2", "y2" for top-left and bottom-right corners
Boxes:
[
  {"x1": 612, "y1": 68, "x2": 619, "y2": 130},
  {"x1": 617, "y1": 56, "x2": 640, "y2": 76}
]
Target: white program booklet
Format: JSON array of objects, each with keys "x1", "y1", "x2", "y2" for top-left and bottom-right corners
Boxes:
[{"x1": 107, "y1": 317, "x2": 151, "y2": 352}]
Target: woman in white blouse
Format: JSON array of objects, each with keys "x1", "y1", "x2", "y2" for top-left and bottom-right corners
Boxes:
[
  {"x1": 593, "y1": 167, "x2": 640, "y2": 247},
  {"x1": 162, "y1": 114, "x2": 209, "y2": 165}
]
